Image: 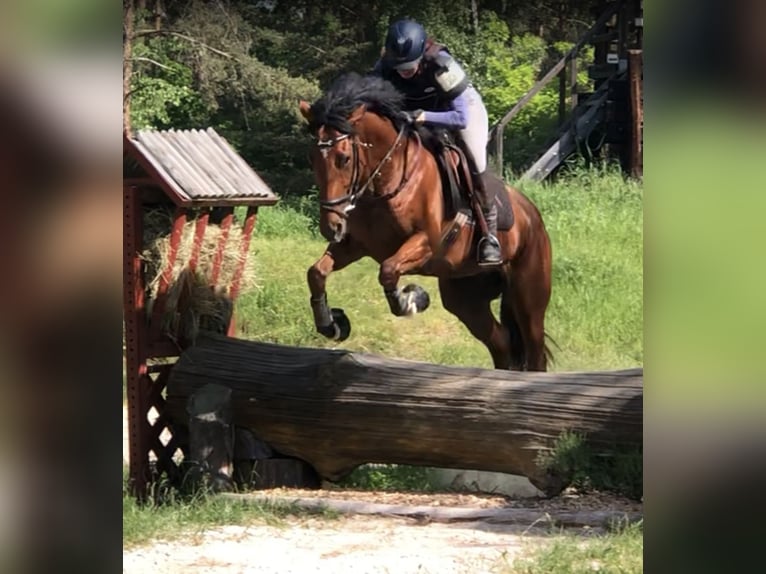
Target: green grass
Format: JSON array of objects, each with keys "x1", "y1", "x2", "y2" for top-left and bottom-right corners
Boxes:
[
  {"x1": 501, "y1": 521, "x2": 643, "y2": 574},
  {"x1": 122, "y1": 471, "x2": 339, "y2": 548},
  {"x1": 237, "y1": 163, "x2": 642, "y2": 372},
  {"x1": 538, "y1": 431, "x2": 643, "y2": 500}
]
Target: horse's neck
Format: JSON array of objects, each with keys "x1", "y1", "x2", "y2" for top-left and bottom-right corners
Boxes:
[{"x1": 361, "y1": 117, "x2": 433, "y2": 200}]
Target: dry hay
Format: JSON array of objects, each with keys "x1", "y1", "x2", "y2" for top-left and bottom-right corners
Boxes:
[{"x1": 140, "y1": 206, "x2": 257, "y2": 343}]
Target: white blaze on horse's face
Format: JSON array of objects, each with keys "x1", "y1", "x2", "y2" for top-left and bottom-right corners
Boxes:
[{"x1": 314, "y1": 126, "x2": 357, "y2": 243}]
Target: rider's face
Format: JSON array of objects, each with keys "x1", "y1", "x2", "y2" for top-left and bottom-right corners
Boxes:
[{"x1": 395, "y1": 57, "x2": 421, "y2": 79}]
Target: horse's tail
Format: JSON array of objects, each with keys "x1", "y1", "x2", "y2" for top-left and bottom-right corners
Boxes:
[
  {"x1": 543, "y1": 331, "x2": 558, "y2": 369},
  {"x1": 501, "y1": 290, "x2": 558, "y2": 371},
  {"x1": 500, "y1": 292, "x2": 525, "y2": 371}
]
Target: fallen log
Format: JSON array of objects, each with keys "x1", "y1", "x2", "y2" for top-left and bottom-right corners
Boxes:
[{"x1": 165, "y1": 334, "x2": 642, "y2": 496}]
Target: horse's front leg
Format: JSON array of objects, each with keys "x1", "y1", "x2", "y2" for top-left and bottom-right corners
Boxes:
[
  {"x1": 307, "y1": 238, "x2": 365, "y2": 341},
  {"x1": 379, "y1": 232, "x2": 433, "y2": 317}
]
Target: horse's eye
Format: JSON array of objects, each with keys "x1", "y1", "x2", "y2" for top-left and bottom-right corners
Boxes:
[{"x1": 335, "y1": 153, "x2": 351, "y2": 169}]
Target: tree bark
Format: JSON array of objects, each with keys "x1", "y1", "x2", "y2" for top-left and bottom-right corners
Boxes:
[
  {"x1": 123, "y1": 0, "x2": 134, "y2": 136},
  {"x1": 165, "y1": 335, "x2": 642, "y2": 496}
]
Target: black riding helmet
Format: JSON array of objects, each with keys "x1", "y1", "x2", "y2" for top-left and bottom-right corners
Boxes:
[{"x1": 384, "y1": 20, "x2": 426, "y2": 71}]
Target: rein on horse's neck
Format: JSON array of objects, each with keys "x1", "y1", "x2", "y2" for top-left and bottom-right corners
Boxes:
[{"x1": 357, "y1": 114, "x2": 421, "y2": 202}]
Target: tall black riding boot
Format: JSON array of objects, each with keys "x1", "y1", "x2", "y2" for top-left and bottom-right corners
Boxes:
[{"x1": 475, "y1": 172, "x2": 502, "y2": 266}]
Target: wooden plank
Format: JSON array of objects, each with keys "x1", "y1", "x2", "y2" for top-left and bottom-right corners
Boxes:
[
  {"x1": 228, "y1": 206, "x2": 258, "y2": 301},
  {"x1": 570, "y1": 58, "x2": 579, "y2": 111},
  {"x1": 221, "y1": 493, "x2": 643, "y2": 528},
  {"x1": 628, "y1": 49, "x2": 643, "y2": 178},
  {"x1": 188, "y1": 196, "x2": 279, "y2": 208},
  {"x1": 210, "y1": 210, "x2": 233, "y2": 287}
]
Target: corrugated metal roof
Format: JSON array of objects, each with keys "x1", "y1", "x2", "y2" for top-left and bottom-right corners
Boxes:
[{"x1": 127, "y1": 128, "x2": 279, "y2": 206}]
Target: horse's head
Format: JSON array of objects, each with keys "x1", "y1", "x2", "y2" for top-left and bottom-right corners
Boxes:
[
  {"x1": 300, "y1": 100, "x2": 368, "y2": 243},
  {"x1": 300, "y1": 73, "x2": 408, "y2": 243}
]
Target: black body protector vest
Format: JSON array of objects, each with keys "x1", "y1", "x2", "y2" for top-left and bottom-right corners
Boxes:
[{"x1": 382, "y1": 42, "x2": 470, "y2": 111}]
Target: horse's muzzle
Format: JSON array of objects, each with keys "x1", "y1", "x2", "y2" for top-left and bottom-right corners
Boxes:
[{"x1": 321, "y1": 217, "x2": 347, "y2": 243}]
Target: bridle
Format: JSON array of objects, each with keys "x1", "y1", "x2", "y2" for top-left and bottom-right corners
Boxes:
[{"x1": 314, "y1": 123, "x2": 421, "y2": 218}]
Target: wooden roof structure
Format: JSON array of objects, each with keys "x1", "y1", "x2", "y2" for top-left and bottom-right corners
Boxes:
[
  {"x1": 123, "y1": 125, "x2": 280, "y2": 499},
  {"x1": 124, "y1": 128, "x2": 279, "y2": 207}
]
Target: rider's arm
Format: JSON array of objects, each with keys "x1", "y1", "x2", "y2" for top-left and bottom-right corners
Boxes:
[{"x1": 421, "y1": 91, "x2": 468, "y2": 130}]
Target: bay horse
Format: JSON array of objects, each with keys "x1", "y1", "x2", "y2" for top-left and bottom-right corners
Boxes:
[{"x1": 299, "y1": 73, "x2": 552, "y2": 371}]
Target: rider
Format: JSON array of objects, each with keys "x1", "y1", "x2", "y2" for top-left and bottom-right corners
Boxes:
[{"x1": 372, "y1": 19, "x2": 501, "y2": 266}]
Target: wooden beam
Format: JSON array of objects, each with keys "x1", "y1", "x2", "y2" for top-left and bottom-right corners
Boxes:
[
  {"x1": 222, "y1": 493, "x2": 643, "y2": 527},
  {"x1": 123, "y1": 185, "x2": 151, "y2": 499},
  {"x1": 628, "y1": 49, "x2": 643, "y2": 179}
]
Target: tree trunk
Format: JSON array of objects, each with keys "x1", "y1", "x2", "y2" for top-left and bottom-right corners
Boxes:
[
  {"x1": 123, "y1": 0, "x2": 134, "y2": 136},
  {"x1": 165, "y1": 335, "x2": 642, "y2": 496}
]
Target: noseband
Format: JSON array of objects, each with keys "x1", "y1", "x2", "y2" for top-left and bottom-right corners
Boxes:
[{"x1": 315, "y1": 125, "x2": 418, "y2": 217}]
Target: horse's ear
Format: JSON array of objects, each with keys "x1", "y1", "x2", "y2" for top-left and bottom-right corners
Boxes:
[
  {"x1": 299, "y1": 100, "x2": 312, "y2": 123},
  {"x1": 349, "y1": 104, "x2": 366, "y2": 125}
]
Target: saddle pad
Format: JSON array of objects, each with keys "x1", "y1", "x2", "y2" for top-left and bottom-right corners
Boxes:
[{"x1": 486, "y1": 173, "x2": 514, "y2": 231}]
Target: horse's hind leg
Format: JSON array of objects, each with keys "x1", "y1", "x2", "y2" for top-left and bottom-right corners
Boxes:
[
  {"x1": 508, "y1": 236, "x2": 552, "y2": 371},
  {"x1": 438, "y1": 275, "x2": 512, "y2": 369}
]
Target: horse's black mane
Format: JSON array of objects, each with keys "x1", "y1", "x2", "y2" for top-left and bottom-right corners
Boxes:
[{"x1": 308, "y1": 72, "x2": 406, "y2": 134}]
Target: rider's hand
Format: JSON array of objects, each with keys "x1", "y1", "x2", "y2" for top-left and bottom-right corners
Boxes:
[{"x1": 403, "y1": 109, "x2": 426, "y2": 125}]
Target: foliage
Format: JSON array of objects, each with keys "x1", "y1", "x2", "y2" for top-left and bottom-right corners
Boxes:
[
  {"x1": 126, "y1": 0, "x2": 615, "y2": 185},
  {"x1": 129, "y1": 37, "x2": 206, "y2": 130},
  {"x1": 336, "y1": 464, "x2": 437, "y2": 491},
  {"x1": 537, "y1": 431, "x2": 643, "y2": 501}
]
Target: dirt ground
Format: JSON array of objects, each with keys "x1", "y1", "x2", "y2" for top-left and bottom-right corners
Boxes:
[
  {"x1": 124, "y1": 514, "x2": 539, "y2": 574},
  {"x1": 123, "y1": 486, "x2": 641, "y2": 574},
  {"x1": 123, "y1": 410, "x2": 642, "y2": 573}
]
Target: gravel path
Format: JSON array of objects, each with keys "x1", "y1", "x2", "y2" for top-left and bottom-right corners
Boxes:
[{"x1": 123, "y1": 514, "x2": 544, "y2": 574}]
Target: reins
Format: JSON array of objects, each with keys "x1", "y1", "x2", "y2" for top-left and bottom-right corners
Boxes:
[{"x1": 316, "y1": 121, "x2": 421, "y2": 217}]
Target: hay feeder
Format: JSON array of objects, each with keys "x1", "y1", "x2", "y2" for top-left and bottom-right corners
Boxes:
[{"x1": 123, "y1": 128, "x2": 279, "y2": 498}]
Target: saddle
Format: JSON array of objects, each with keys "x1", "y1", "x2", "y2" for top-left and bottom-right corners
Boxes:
[{"x1": 417, "y1": 127, "x2": 514, "y2": 232}]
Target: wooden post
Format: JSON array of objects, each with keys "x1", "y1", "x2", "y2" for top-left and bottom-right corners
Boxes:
[
  {"x1": 628, "y1": 49, "x2": 643, "y2": 178},
  {"x1": 123, "y1": 186, "x2": 151, "y2": 499},
  {"x1": 558, "y1": 68, "x2": 566, "y2": 126},
  {"x1": 493, "y1": 126, "x2": 504, "y2": 176},
  {"x1": 570, "y1": 57, "x2": 579, "y2": 111}
]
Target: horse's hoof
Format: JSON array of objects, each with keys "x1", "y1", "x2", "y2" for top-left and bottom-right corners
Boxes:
[
  {"x1": 402, "y1": 284, "x2": 430, "y2": 313},
  {"x1": 330, "y1": 308, "x2": 351, "y2": 341}
]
